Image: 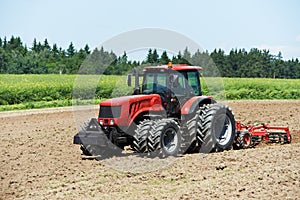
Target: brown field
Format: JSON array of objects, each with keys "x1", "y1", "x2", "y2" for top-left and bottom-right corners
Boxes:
[{"x1": 0, "y1": 100, "x2": 299, "y2": 199}]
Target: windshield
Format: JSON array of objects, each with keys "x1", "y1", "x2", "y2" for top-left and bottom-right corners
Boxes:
[
  {"x1": 143, "y1": 72, "x2": 167, "y2": 93},
  {"x1": 142, "y1": 70, "x2": 201, "y2": 96}
]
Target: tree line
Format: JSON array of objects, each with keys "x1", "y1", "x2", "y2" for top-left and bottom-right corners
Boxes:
[{"x1": 0, "y1": 36, "x2": 299, "y2": 78}]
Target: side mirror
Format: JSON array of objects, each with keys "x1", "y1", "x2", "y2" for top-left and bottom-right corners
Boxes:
[{"x1": 127, "y1": 74, "x2": 132, "y2": 87}]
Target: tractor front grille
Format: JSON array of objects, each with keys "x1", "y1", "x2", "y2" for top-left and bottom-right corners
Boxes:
[{"x1": 99, "y1": 106, "x2": 121, "y2": 118}]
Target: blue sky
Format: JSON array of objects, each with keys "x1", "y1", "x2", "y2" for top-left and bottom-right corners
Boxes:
[{"x1": 1, "y1": 0, "x2": 300, "y2": 60}]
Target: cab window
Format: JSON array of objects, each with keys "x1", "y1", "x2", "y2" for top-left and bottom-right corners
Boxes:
[{"x1": 187, "y1": 71, "x2": 201, "y2": 96}]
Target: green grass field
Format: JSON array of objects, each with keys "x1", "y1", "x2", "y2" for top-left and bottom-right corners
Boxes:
[
  {"x1": 0, "y1": 74, "x2": 299, "y2": 111},
  {"x1": 224, "y1": 78, "x2": 300, "y2": 99}
]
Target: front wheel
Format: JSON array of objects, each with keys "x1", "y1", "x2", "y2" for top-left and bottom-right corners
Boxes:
[
  {"x1": 132, "y1": 120, "x2": 155, "y2": 153},
  {"x1": 149, "y1": 119, "x2": 182, "y2": 157},
  {"x1": 197, "y1": 103, "x2": 236, "y2": 153}
]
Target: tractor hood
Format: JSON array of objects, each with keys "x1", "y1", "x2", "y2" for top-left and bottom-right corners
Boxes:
[
  {"x1": 99, "y1": 94, "x2": 161, "y2": 107},
  {"x1": 98, "y1": 94, "x2": 164, "y2": 127}
]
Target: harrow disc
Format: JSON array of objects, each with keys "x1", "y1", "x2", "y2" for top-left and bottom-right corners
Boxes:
[{"x1": 268, "y1": 131, "x2": 291, "y2": 144}]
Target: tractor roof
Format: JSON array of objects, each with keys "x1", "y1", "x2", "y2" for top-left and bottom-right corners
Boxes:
[{"x1": 144, "y1": 64, "x2": 202, "y2": 71}]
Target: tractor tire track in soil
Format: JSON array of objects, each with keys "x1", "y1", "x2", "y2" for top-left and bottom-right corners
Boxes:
[{"x1": 0, "y1": 100, "x2": 299, "y2": 199}]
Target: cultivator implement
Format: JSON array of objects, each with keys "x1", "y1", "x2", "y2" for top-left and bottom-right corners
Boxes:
[{"x1": 234, "y1": 121, "x2": 292, "y2": 149}]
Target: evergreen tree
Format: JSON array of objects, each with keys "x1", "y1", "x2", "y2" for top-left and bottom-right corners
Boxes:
[
  {"x1": 60, "y1": 48, "x2": 66, "y2": 57},
  {"x1": 84, "y1": 44, "x2": 90, "y2": 54},
  {"x1": 146, "y1": 49, "x2": 153, "y2": 63},
  {"x1": 183, "y1": 47, "x2": 191, "y2": 62},
  {"x1": 114, "y1": 52, "x2": 129, "y2": 75},
  {"x1": 8, "y1": 35, "x2": 15, "y2": 49},
  {"x1": 109, "y1": 50, "x2": 117, "y2": 65},
  {"x1": 67, "y1": 42, "x2": 75, "y2": 57},
  {"x1": 77, "y1": 49, "x2": 86, "y2": 60},
  {"x1": 151, "y1": 49, "x2": 159, "y2": 64},
  {"x1": 52, "y1": 44, "x2": 59, "y2": 56},
  {"x1": 3, "y1": 37, "x2": 7, "y2": 49},
  {"x1": 37, "y1": 42, "x2": 43, "y2": 52},
  {"x1": 32, "y1": 38, "x2": 38, "y2": 51},
  {"x1": 43, "y1": 39, "x2": 51, "y2": 51},
  {"x1": 145, "y1": 48, "x2": 159, "y2": 64},
  {"x1": 8, "y1": 36, "x2": 23, "y2": 50},
  {"x1": 159, "y1": 51, "x2": 170, "y2": 64},
  {"x1": 210, "y1": 49, "x2": 226, "y2": 76},
  {"x1": 173, "y1": 51, "x2": 190, "y2": 64},
  {"x1": 0, "y1": 48, "x2": 8, "y2": 73},
  {"x1": 120, "y1": 51, "x2": 128, "y2": 63},
  {"x1": 90, "y1": 47, "x2": 100, "y2": 61}
]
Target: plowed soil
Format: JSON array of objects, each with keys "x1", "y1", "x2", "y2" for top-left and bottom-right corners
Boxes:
[{"x1": 0, "y1": 100, "x2": 299, "y2": 200}]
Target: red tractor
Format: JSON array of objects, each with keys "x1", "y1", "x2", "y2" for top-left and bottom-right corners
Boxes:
[{"x1": 74, "y1": 63, "x2": 237, "y2": 158}]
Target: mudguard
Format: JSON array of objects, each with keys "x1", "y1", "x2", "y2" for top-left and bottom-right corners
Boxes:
[{"x1": 181, "y1": 96, "x2": 216, "y2": 115}]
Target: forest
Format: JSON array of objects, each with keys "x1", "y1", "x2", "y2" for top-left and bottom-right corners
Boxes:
[{"x1": 0, "y1": 36, "x2": 299, "y2": 78}]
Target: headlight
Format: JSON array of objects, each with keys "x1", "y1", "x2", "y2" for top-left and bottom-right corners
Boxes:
[
  {"x1": 99, "y1": 120, "x2": 103, "y2": 125},
  {"x1": 109, "y1": 119, "x2": 114, "y2": 125}
]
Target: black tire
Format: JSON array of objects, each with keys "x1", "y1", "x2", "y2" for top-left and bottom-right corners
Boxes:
[
  {"x1": 148, "y1": 119, "x2": 182, "y2": 157},
  {"x1": 232, "y1": 131, "x2": 241, "y2": 150},
  {"x1": 238, "y1": 130, "x2": 252, "y2": 149},
  {"x1": 181, "y1": 114, "x2": 198, "y2": 153},
  {"x1": 197, "y1": 103, "x2": 236, "y2": 153},
  {"x1": 195, "y1": 105, "x2": 209, "y2": 148},
  {"x1": 132, "y1": 120, "x2": 154, "y2": 153}
]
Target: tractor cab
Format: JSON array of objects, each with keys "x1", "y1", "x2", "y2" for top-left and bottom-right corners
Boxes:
[
  {"x1": 131, "y1": 63, "x2": 203, "y2": 117},
  {"x1": 142, "y1": 64, "x2": 202, "y2": 96}
]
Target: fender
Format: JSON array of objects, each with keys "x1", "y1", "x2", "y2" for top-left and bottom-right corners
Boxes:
[{"x1": 181, "y1": 96, "x2": 216, "y2": 115}]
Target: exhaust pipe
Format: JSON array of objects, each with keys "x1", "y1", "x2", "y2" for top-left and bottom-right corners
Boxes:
[{"x1": 133, "y1": 67, "x2": 140, "y2": 95}]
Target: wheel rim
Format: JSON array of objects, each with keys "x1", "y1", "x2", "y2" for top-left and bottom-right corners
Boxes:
[
  {"x1": 243, "y1": 133, "x2": 251, "y2": 146},
  {"x1": 162, "y1": 127, "x2": 178, "y2": 153},
  {"x1": 215, "y1": 114, "x2": 233, "y2": 146}
]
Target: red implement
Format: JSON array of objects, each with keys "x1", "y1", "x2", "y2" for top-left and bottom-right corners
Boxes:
[{"x1": 234, "y1": 121, "x2": 291, "y2": 149}]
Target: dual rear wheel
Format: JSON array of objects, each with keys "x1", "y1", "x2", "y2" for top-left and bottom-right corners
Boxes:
[{"x1": 132, "y1": 103, "x2": 236, "y2": 156}]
